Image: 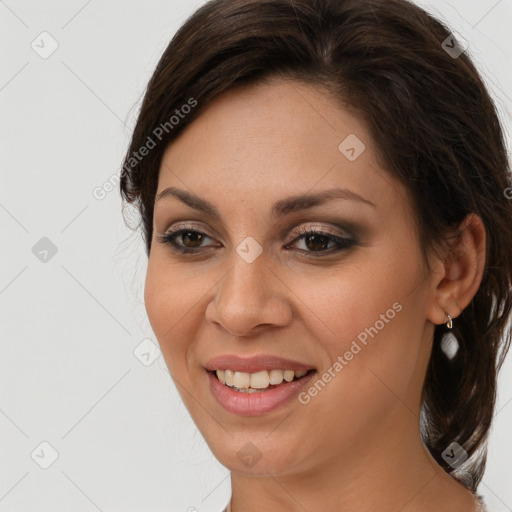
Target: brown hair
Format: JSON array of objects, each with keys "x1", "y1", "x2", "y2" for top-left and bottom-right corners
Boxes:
[{"x1": 119, "y1": 0, "x2": 512, "y2": 490}]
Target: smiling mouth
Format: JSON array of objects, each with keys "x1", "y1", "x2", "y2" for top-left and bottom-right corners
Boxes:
[{"x1": 208, "y1": 368, "x2": 316, "y2": 393}]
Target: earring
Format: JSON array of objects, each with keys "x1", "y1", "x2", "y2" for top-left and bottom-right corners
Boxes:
[{"x1": 445, "y1": 313, "x2": 453, "y2": 329}]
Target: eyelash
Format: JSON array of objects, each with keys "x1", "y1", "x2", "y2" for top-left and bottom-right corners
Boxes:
[{"x1": 156, "y1": 225, "x2": 356, "y2": 257}]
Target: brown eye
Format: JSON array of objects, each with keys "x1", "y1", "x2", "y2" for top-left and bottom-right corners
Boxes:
[
  {"x1": 287, "y1": 226, "x2": 356, "y2": 255},
  {"x1": 157, "y1": 225, "x2": 356, "y2": 257},
  {"x1": 180, "y1": 231, "x2": 204, "y2": 248},
  {"x1": 303, "y1": 233, "x2": 331, "y2": 251},
  {"x1": 156, "y1": 228, "x2": 217, "y2": 253}
]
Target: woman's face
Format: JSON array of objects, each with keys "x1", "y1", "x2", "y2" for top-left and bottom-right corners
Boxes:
[{"x1": 145, "y1": 78, "x2": 440, "y2": 476}]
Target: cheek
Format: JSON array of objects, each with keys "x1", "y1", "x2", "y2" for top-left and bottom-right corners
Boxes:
[
  {"x1": 298, "y1": 253, "x2": 423, "y2": 398},
  {"x1": 144, "y1": 262, "x2": 168, "y2": 337},
  {"x1": 291, "y1": 258, "x2": 397, "y2": 349},
  {"x1": 144, "y1": 260, "x2": 193, "y2": 369}
]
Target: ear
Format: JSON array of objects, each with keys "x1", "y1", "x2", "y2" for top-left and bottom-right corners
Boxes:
[{"x1": 426, "y1": 213, "x2": 486, "y2": 326}]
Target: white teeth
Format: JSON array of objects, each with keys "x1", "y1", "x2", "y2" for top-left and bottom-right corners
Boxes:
[
  {"x1": 215, "y1": 369, "x2": 311, "y2": 390},
  {"x1": 224, "y1": 369, "x2": 234, "y2": 386},
  {"x1": 269, "y1": 369, "x2": 284, "y2": 385},
  {"x1": 250, "y1": 370, "x2": 270, "y2": 389},
  {"x1": 233, "y1": 371, "x2": 250, "y2": 389},
  {"x1": 283, "y1": 370, "x2": 295, "y2": 382}
]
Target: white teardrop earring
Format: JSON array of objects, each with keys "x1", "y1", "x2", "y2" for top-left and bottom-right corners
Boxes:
[{"x1": 441, "y1": 332, "x2": 459, "y2": 359}]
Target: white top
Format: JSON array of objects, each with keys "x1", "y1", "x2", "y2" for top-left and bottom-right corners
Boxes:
[{"x1": 220, "y1": 494, "x2": 486, "y2": 511}]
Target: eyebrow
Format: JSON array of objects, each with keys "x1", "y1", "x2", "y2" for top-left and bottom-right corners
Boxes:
[{"x1": 155, "y1": 186, "x2": 376, "y2": 219}]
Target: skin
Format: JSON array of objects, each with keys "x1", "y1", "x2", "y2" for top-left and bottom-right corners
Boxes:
[{"x1": 144, "y1": 78, "x2": 486, "y2": 512}]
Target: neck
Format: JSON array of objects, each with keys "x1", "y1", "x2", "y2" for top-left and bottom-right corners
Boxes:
[{"x1": 228, "y1": 412, "x2": 478, "y2": 512}]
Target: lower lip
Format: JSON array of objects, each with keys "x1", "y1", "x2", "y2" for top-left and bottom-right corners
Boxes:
[{"x1": 206, "y1": 370, "x2": 316, "y2": 416}]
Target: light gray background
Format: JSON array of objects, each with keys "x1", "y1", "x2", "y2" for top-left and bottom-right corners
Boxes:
[{"x1": 1, "y1": 1, "x2": 511, "y2": 511}]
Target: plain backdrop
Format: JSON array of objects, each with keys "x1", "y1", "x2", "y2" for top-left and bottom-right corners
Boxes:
[{"x1": 1, "y1": 1, "x2": 511, "y2": 511}]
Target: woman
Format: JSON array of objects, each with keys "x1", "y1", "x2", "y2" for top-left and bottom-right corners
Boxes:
[{"x1": 119, "y1": 0, "x2": 512, "y2": 510}]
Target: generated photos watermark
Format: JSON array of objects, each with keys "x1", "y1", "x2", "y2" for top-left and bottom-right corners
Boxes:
[
  {"x1": 298, "y1": 301, "x2": 403, "y2": 405},
  {"x1": 92, "y1": 97, "x2": 197, "y2": 200}
]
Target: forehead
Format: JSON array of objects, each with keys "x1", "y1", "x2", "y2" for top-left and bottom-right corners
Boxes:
[{"x1": 157, "y1": 79, "x2": 408, "y2": 219}]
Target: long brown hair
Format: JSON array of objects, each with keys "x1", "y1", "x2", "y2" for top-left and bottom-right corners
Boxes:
[{"x1": 119, "y1": 0, "x2": 512, "y2": 490}]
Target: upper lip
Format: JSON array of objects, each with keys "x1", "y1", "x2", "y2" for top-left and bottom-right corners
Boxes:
[{"x1": 204, "y1": 354, "x2": 315, "y2": 373}]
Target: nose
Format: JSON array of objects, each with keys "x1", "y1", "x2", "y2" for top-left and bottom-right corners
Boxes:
[{"x1": 205, "y1": 251, "x2": 293, "y2": 337}]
